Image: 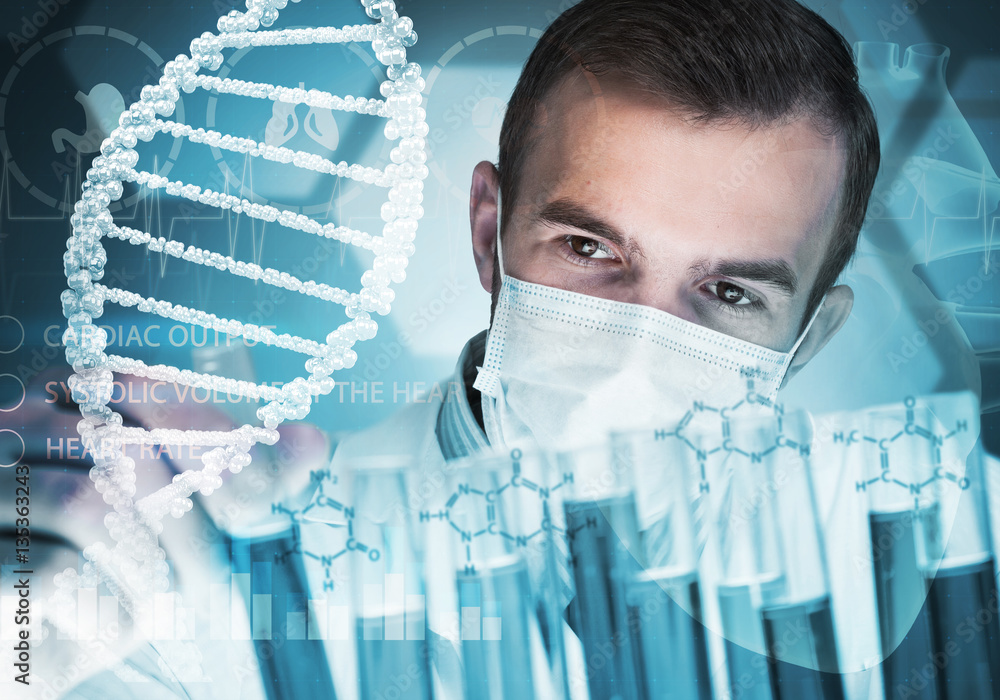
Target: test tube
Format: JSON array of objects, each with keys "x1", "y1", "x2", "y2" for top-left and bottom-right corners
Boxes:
[
  {"x1": 425, "y1": 449, "x2": 569, "y2": 700},
  {"x1": 926, "y1": 428, "x2": 999, "y2": 700},
  {"x1": 556, "y1": 442, "x2": 646, "y2": 700},
  {"x1": 231, "y1": 520, "x2": 337, "y2": 700},
  {"x1": 612, "y1": 429, "x2": 714, "y2": 700},
  {"x1": 863, "y1": 404, "x2": 941, "y2": 700},
  {"x1": 705, "y1": 416, "x2": 782, "y2": 700},
  {"x1": 349, "y1": 458, "x2": 433, "y2": 700},
  {"x1": 195, "y1": 343, "x2": 336, "y2": 699},
  {"x1": 866, "y1": 401, "x2": 1000, "y2": 699},
  {"x1": 709, "y1": 410, "x2": 843, "y2": 700}
]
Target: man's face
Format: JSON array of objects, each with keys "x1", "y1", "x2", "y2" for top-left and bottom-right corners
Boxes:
[{"x1": 471, "y1": 71, "x2": 853, "y2": 362}]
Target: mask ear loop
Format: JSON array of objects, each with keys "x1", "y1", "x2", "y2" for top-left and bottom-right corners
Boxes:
[
  {"x1": 494, "y1": 189, "x2": 506, "y2": 280},
  {"x1": 767, "y1": 295, "x2": 827, "y2": 395},
  {"x1": 474, "y1": 188, "x2": 506, "y2": 399},
  {"x1": 785, "y1": 295, "x2": 827, "y2": 363}
]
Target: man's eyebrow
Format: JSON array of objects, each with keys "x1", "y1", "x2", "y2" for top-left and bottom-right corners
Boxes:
[
  {"x1": 536, "y1": 198, "x2": 643, "y2": 259},
  {"x1": 691, "y1": 259, "x2": 798, "y2": 296}
]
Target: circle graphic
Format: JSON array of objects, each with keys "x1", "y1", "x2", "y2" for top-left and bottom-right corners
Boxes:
[
  {"x1": 0, "y1": 26, "x2": 184, "y2": 212},
  {"x1": 0, "y1": 316, "x2": 25, "y2": 354},
  {"x1": 206, "y1": 37, "x2": 390, "y2": 214},
  {"x1": 0, "y1": 430, "x2": 25, "y2": 468},
  {"x1": 0, "y1": 374, "x2": 26, "y2": 412},
  {"x1": 422, "y1": 26, "x2": 542, "y2": 200}
]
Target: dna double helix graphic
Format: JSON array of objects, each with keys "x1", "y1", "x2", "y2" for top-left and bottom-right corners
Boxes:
[{"x1": 50, "y1": 0, "x2": 428, "y2": 662}]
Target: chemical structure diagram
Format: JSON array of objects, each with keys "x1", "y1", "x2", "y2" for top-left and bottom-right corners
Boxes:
[
  {"x1": 259, "y1": 378, "x2": 975, "y2": 591},
  {"x1": 266, "y1": 474, "x2": 383, "y2": 593},
  {"x1": 646, "y1": 370, "x2": 810, "y2": 495},
  {"x1": 416, "y1": 450, "x2": 574, "y2": 575},
  {"x1": 266, "y1": 451, "x2": 576, "y2": 591},
  {"x1": 843, "y1": 395, "x2": 972, "y2": 502}
]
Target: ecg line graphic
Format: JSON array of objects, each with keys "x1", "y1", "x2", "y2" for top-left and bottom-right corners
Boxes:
[{"x1": 43, "y1": 1, "x2": 430, "y2": 681}]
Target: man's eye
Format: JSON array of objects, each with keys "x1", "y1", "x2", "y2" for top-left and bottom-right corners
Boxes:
[
  {"x1": 710, "y1": 281, "x2": 754, "y2": 305},
  {"x1": 569, "y1": 235, "x2": 613, "y2": 259}
]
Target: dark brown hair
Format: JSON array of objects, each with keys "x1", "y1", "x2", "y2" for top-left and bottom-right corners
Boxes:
[{"x1": 497, "y1": 0, "x2": 880, "y2": 327}]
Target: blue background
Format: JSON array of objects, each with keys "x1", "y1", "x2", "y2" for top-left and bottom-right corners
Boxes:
[{"x1": 0, "y1": 0, "x2": 997, "y2": 454}]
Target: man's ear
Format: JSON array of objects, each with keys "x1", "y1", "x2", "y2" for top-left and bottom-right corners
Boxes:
[
  {"x1": 470, "y1": 160, "x2": 500, "y2": 293},
  {"x1": 781, "y1": 284, "x2": 854, "y2": 387}
]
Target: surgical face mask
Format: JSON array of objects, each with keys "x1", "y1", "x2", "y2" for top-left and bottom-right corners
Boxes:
[{"x1": 473, "y1": 194, "x2": 823, "y2": 453}]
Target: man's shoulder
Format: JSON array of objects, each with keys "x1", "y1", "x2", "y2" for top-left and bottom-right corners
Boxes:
[{"x1": 333, "y1": 332, "x2": 488, "y2": 465}]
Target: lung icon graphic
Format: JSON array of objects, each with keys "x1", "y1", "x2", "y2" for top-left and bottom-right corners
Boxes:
[
  {"x1": 265, "y1": 82, "x2": 339, "y2": 151},
  {"x1": 49, "y1": 0, "x2": 429, "y2": 688},
  {"x1": 303, "y1": 104, "x2": 339, "y2": 151},
  {"x1": 264, "y1": 97, "x2": 299, "y2": 147},
  {"x1": 51, "y1": 83, "x2": 127, "y2": 154}
]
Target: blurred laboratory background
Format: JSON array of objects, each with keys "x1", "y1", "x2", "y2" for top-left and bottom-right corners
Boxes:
[{"x1": 0, "y1": 0, "x2": 996, "y2": 451}]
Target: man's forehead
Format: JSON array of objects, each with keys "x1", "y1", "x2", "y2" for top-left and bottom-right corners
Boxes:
[
  {"x1": 521, "y1": 79, "x2": 846, "y2": 217},
  {"x1": 516, "y1": 71, "x2": 848, "y2": 297},
  {"x1": 540, "y1": 71, "x2": 843, "y2": 163}
]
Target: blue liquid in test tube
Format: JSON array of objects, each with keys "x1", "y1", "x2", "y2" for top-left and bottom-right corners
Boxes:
[
  {"x1": 760, "y1": 595, "x2": 844, "y2": 700},
  {"x1": 627, "y1": 567, "x2": 712, "y2": 700},
  {"x1": 458, "y1": 556, "x2": 536, "y2": 700},
  {"x1": 231, "y1": 525, "x2": 337, "y2": 700},
  {"x1": 869, "y1": 509, "x2": 938, "y2": 700},
  {"x1": 357, "y1": 613, "x2": 433, "y2": 700},
  {"x1": 565, "y1": 494, "x2": 643, "y2": 700},
  {"x1": 718, "y1": 575, "x2": 786, "y2": 700},
  {"x1": 925, "y1": 557, "x2": 1000, "y2": 699}
]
